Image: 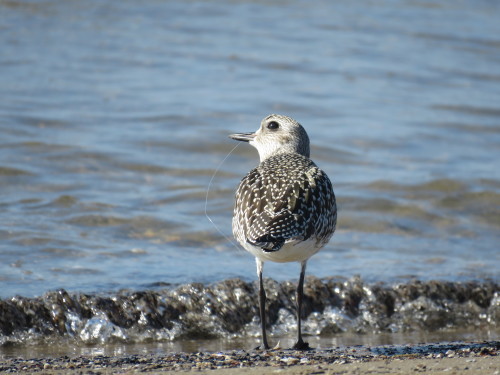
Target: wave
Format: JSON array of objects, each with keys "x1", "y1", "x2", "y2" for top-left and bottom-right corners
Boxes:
[{"x1": 0, "y1": 277, "x2": 497, "y2": 347}]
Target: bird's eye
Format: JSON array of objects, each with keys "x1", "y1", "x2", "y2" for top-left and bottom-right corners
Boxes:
[{"x1": 267, "y1": 121, "x2": 279, "y2": 130}]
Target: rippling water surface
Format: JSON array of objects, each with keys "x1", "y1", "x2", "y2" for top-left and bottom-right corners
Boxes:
[{"x1": 1, "y1": 0, "x2": 499, "y2": 299}]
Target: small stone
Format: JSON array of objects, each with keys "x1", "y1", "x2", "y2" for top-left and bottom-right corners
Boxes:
[
  {"x1": 413, "y1": 363, "x2": 426, "y2": 372},
  {"x1": 479, "y1": 347, "x2": 494, "y2": 356},
  {"x1": 280, "y1": 357, "x2": 299, "y2": 365}
]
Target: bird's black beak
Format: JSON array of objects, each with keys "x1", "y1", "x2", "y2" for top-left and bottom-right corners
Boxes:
[{"x1": 228, "y1": 132, "x2": 256, "y2": 142}]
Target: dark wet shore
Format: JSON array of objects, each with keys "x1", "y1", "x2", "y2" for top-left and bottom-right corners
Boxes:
[
  {"x1": 1, "y1": 277, "x2": 498, "y2": 347},
  {"x1": 0, "y1": 341, "x2": 497, "y2": 374}
]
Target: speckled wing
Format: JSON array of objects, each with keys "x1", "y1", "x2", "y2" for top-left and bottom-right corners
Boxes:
[{"x1": 232, "y1": 153, "x2": 337, "y2": 253}]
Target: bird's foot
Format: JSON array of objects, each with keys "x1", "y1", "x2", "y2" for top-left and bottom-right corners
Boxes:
[
  {"x1": 254, "y1": 339, "x2": 271, "y2": 350},
  {"x1": 292, "y1": 339, "x2": 311, "y2": 351},
  {"x1": 254, "y1": 344, "x2": 271, "y2": 350}
]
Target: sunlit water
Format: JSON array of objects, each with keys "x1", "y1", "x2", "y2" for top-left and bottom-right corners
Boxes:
[{"x1": 1, "y1": 0, "x2": 499, "y2": 300}]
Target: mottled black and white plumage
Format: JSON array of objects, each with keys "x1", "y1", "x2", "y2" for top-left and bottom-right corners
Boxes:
[
  {"x1": 229, "y1": 114, "x2": 337, "y2": 350},
  {"x1": 233, "y1": 153, "x2": 336, "y2": 258}
]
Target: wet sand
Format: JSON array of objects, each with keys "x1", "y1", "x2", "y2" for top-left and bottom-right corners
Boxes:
[{"x1": 1, "y1": 341, "x2": 497, "y2": 374}]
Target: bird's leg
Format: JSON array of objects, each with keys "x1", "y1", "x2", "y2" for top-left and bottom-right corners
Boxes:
[
  {"x1": 292, "y1": 261, "x2": 310, "y2": 350},
  {"x1": 256, "y1": 259, "x2": 270, "y2": 350}
]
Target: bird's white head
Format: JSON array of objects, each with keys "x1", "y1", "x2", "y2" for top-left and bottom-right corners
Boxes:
[{"x1": 229, "y1": 114, "x2": 310, "y2": 162}]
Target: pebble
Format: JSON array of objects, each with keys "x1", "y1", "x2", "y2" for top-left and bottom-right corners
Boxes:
[
  {"x1": 280, "y1": 357, "x2": 300, "y2": 365},
  {"x1": 0, "y1": 341, "x2": 497, "y2": 373}
]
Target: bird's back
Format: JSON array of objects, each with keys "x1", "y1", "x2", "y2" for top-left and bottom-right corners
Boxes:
[{"x1": 233, "y1": 152, "x2": 337, "y2": 261}]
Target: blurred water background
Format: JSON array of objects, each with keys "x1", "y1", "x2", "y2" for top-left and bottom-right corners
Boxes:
[{"x1": 1, "y1": 0, "x2": 499, "y2": 300}]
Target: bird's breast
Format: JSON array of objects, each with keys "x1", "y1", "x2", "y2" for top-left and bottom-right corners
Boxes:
[{"x1": 241, "y1": 237, "x2": 322, "y2": 263}]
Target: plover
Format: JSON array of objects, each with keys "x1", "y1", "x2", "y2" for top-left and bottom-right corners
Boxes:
[{"x1": 229, "y1": 114, "x2": 337, "y2": 350}]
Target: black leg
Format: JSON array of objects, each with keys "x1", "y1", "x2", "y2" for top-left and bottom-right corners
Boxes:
[
  {"x1": 257, "y1": 259, "x2": 270, "y2": 350},
  {"x1": 292, "y1": 261, "x2": 310, "y2": 350}
]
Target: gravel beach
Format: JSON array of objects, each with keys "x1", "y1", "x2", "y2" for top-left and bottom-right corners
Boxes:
[{"x1": 1, "y1": 341, "x2": 497, "y2": 374}]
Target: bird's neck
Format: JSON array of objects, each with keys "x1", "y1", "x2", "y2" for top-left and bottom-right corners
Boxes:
[{"x1": 257, "y1": 144, "x2": 310, "y2": 163}]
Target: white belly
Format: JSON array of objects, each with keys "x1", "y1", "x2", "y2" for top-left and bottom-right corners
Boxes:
[{"x1": 242, "y1": 238, "x2": 322, "y2": 263}]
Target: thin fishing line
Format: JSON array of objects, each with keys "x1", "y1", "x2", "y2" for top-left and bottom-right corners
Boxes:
[{"x1": 205, "y1": 142, "x2": 241, "y2": 250}]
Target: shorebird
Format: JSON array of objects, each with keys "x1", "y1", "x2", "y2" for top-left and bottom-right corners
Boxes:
[{"x1": 229, "y1": 114, "x2": 337, "y2": 350}]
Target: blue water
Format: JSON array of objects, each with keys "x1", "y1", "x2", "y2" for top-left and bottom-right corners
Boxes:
[{"x1": 1, "y1": 0, "x2": 499, "y2": 298}]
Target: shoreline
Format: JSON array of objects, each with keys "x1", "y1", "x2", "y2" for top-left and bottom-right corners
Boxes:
[{"x1": 0, "y1": 341, "x2": 497, "y2": 374}]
